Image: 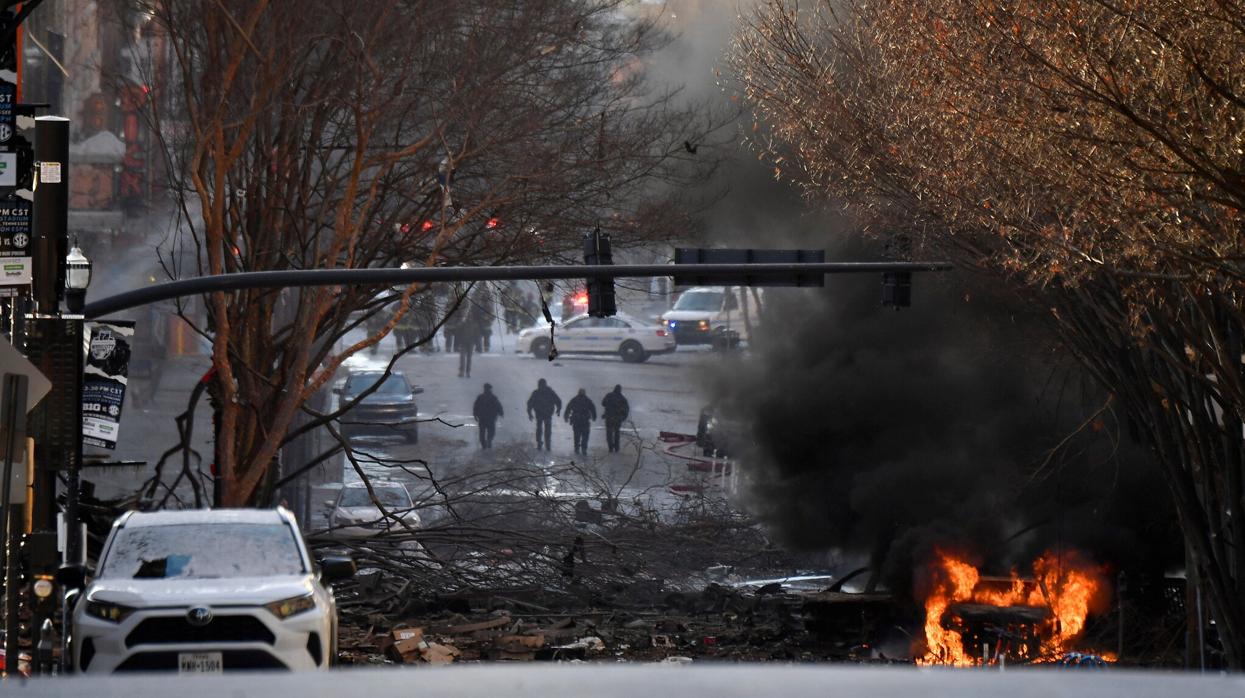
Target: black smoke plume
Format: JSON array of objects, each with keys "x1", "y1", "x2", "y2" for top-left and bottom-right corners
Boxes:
[{"x1": 701, "y1": 243, "x2": 1178, "y2": 593}]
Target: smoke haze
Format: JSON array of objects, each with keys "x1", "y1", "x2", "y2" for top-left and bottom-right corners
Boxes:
[{"x1": 646, "y1": 0, "x2": 1180, "y2": 588}]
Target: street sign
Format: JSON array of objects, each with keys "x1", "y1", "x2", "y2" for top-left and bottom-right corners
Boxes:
[
  {"x1": 0, "y1": 198, "x2": 31, "y2": 292},
  {"x1": 0, "y1": 339, "x2": 51, "y2": 413},
  {"x1": 0, "y1": 81, "x2": 13, "y2": 143},
  {"x1": 0, "y1": 199, "x2": 31, "y2": 257},
  {"x1": 82, "y1": 321, "x2": 135, "y2": 450},
  {"x1": 0, "y1": 255, "x2": 28, "y2": 285},
  {"x1": 0, "y1": 151, "x2": 14, "y2": 186}
]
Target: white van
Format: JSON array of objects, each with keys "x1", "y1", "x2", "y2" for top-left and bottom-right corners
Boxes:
[{"x1": 660, "y1": 287, "x2": 762, "y2": 346}]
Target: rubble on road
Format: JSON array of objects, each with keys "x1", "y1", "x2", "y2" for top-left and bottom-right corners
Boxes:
[
  {"x1": 336, "y1": 579, "x2": 915, "y2": 666},
  {"x1": 314, "y1": 460, "x2": 917, "y2": 666}
]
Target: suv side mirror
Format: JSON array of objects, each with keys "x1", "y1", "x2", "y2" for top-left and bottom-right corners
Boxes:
[
  {"x1": 56, "y1": 563, "x2": 90, "y2": 591},
  {"x1": 320, "y1": 556, "x2": 356, "y2": 582}
]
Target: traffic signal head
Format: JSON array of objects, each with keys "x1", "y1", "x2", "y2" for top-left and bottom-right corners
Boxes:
[
  {"x1": 881, "y1": 271, "x2": 911, "y2": 308},
  {"x1": 583, "y1": 230, "x2": 616, "y2": 317}
]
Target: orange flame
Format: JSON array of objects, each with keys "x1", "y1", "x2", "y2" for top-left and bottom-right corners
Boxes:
[{"x1": 917, "y1": 549, "x2": 1110, "y2": 666}]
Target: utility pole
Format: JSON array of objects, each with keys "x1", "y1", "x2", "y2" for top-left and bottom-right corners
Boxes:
[
  {"x1": 1, "y1": 373, "x2": 27, "y2": 676},
  {"x1": 0, "y1": 2, "x2": 32, "y2": 676},
  {"x1": 19, "y1": 114, "x2": 76, "y2": 679},
  {"x1": 30, "y1": 115, "x2": 72, "y2": 546}
]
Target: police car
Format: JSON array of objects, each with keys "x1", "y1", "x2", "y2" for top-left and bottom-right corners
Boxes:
[{"x1": 515, "y1": 313, "x2": 676, "y2": 363}]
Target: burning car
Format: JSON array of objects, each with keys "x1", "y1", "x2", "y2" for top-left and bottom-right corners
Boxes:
[{"x1": 917, "y1": 550, "x2": 1113, "y2": 666}]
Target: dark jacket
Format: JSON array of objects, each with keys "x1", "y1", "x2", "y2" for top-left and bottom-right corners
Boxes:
[
  {"x1": 473, "y1": 392, "x2": 504, "y2": 423},
  {"x1": 602, "y1": 390, "x2": 629, "y2": 422},
  {"x1": 565, "y1": 394, "x2": 597, "y2": 425},
  {"x1": 527, "y1": 386, "x2": 562, "y2": 419},
  {"x1": 455, "y1": 315, "x2": 482, "y2": 348}
]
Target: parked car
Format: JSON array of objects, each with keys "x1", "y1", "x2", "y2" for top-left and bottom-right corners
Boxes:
[
  {"x1": 63, "y1": 508, "x2": 354, "y2": 673},
  {"x1": 515, "y1": 313, "x2": 675, "y2": 363},
  {"x1": 661, "y1": 286, "x2": 762, "y2": 346},
  {"x1": 326, "y1": 481, "x2": 421, "y2": 538},
  {"x1": 334, "y1": 370, "x2": 423, "y2": 443}
]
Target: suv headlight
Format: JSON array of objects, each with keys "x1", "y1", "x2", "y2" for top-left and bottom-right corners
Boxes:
[
  {"x1": 85, "y1": 599, "x2": 136, "y2": 623},
  {"x1": 265, "y1": 593, "x2": 316, "y2": 620}
]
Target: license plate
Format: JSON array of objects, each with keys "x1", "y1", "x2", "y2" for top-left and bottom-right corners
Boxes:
[{"x1": 178, "y1": 652, "x2": 223, "y2": 674}]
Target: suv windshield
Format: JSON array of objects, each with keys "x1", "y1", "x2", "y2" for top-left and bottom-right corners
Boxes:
[
  {"x1": 345, "y1": 374, "x2": 410, "y2": 399},
  {"x1": 673, "y1": 292, "x2": 723, "y2": 312},
  {"x1": 339, "y1": 487, "x2": 411, "y2": 508},
  {"x1": 100, "y1": 523, "x2": 305, "y2": 579}
]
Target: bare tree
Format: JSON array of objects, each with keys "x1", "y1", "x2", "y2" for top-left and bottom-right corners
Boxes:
[
  {"x1": 733, "y1": 0, "x2": 1245, "y2": 665},
  {"x1": 126, "y1": 0, "x2": 722, "y2": 506}
]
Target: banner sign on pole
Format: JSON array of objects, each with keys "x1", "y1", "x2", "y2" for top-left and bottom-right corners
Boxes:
[{"x1": 81, "y1": 320, "x2": 135, "y2": 450}]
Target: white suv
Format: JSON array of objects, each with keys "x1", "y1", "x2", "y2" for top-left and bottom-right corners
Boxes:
[{"x1": 66, "y1": 508, "x2": 353, "y2": 674}]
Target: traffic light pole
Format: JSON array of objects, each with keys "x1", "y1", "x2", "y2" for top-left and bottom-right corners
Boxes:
[
  {"x1": 1, "y1": 374, "x2": 28, "y2": 675},
  {"x1": 81, "y1": 262, "x2": 952, "y2": 319}
]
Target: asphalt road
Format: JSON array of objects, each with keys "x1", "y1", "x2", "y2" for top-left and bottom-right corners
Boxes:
[
  {"x1": 24, "y1": 664, "x2": 1245, "y2": 697},
  {"x1": 332, "y1": 329, "x2": 719, "y2": 496},
  {"x1": 82, "y1": 326, "x2": 726, "y2": 515}
]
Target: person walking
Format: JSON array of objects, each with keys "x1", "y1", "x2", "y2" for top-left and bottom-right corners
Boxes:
[
  {"x1": 394, "y1": 297, "x2": 419, "y2": 351},
  {"x1": 366, "y1": 310, "x2": 387, "y2": 355},
  {"x1": 444, "y1": 313, "x2": 459, "y2": 354},
  {"x1": 601, "y1": 384, "x2": 630, "y2": 453},
  {"x1": 472, "y1": 383, "x2": 504, "y2": 449},
  {"x1": 457, "y1": 313, "x2": 481, "y2": 377},
  {"x1": 526, "y1": 378, "x2": 562, "y2": 451},
  {"x1": 502, "y1": 286, "x2": 520, "y2": 333},
  {"x1": 565, "y1": 388, "x2": 597, "y2": 455},
  {"x1": 471, "y1": 288, "x2": 494, "y2": 353}
]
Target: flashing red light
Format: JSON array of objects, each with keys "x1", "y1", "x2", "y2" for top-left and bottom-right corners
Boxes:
[
  {"x1": 421, "y1": 220, "x2": 434, "y2": 232},
  {"x1": 400, "y1": 223, "x2": 411, "y2": 234},
  {"x1": 574, "y1": 293, "x2": 588, "y2": 305},
  {"x1": 486, "y1": 217, "x2": 500, "y2": 229},
  {"x1": 141, "y1": 84, "x2": 151, "y2": 94}
]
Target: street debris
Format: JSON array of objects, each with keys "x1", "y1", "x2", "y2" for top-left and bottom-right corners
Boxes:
[{"x1": 334, "y1": 575, "x2": 914, "y2": 666}]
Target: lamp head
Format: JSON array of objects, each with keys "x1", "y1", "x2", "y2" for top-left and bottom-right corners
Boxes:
[{"x1": 65, "y1": 242, "x2": 92, "y2": 314}]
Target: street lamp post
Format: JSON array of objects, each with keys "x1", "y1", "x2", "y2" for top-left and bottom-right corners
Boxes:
[{"x1": 62, "y1": 242, "x2": 90, "y2": 567}]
